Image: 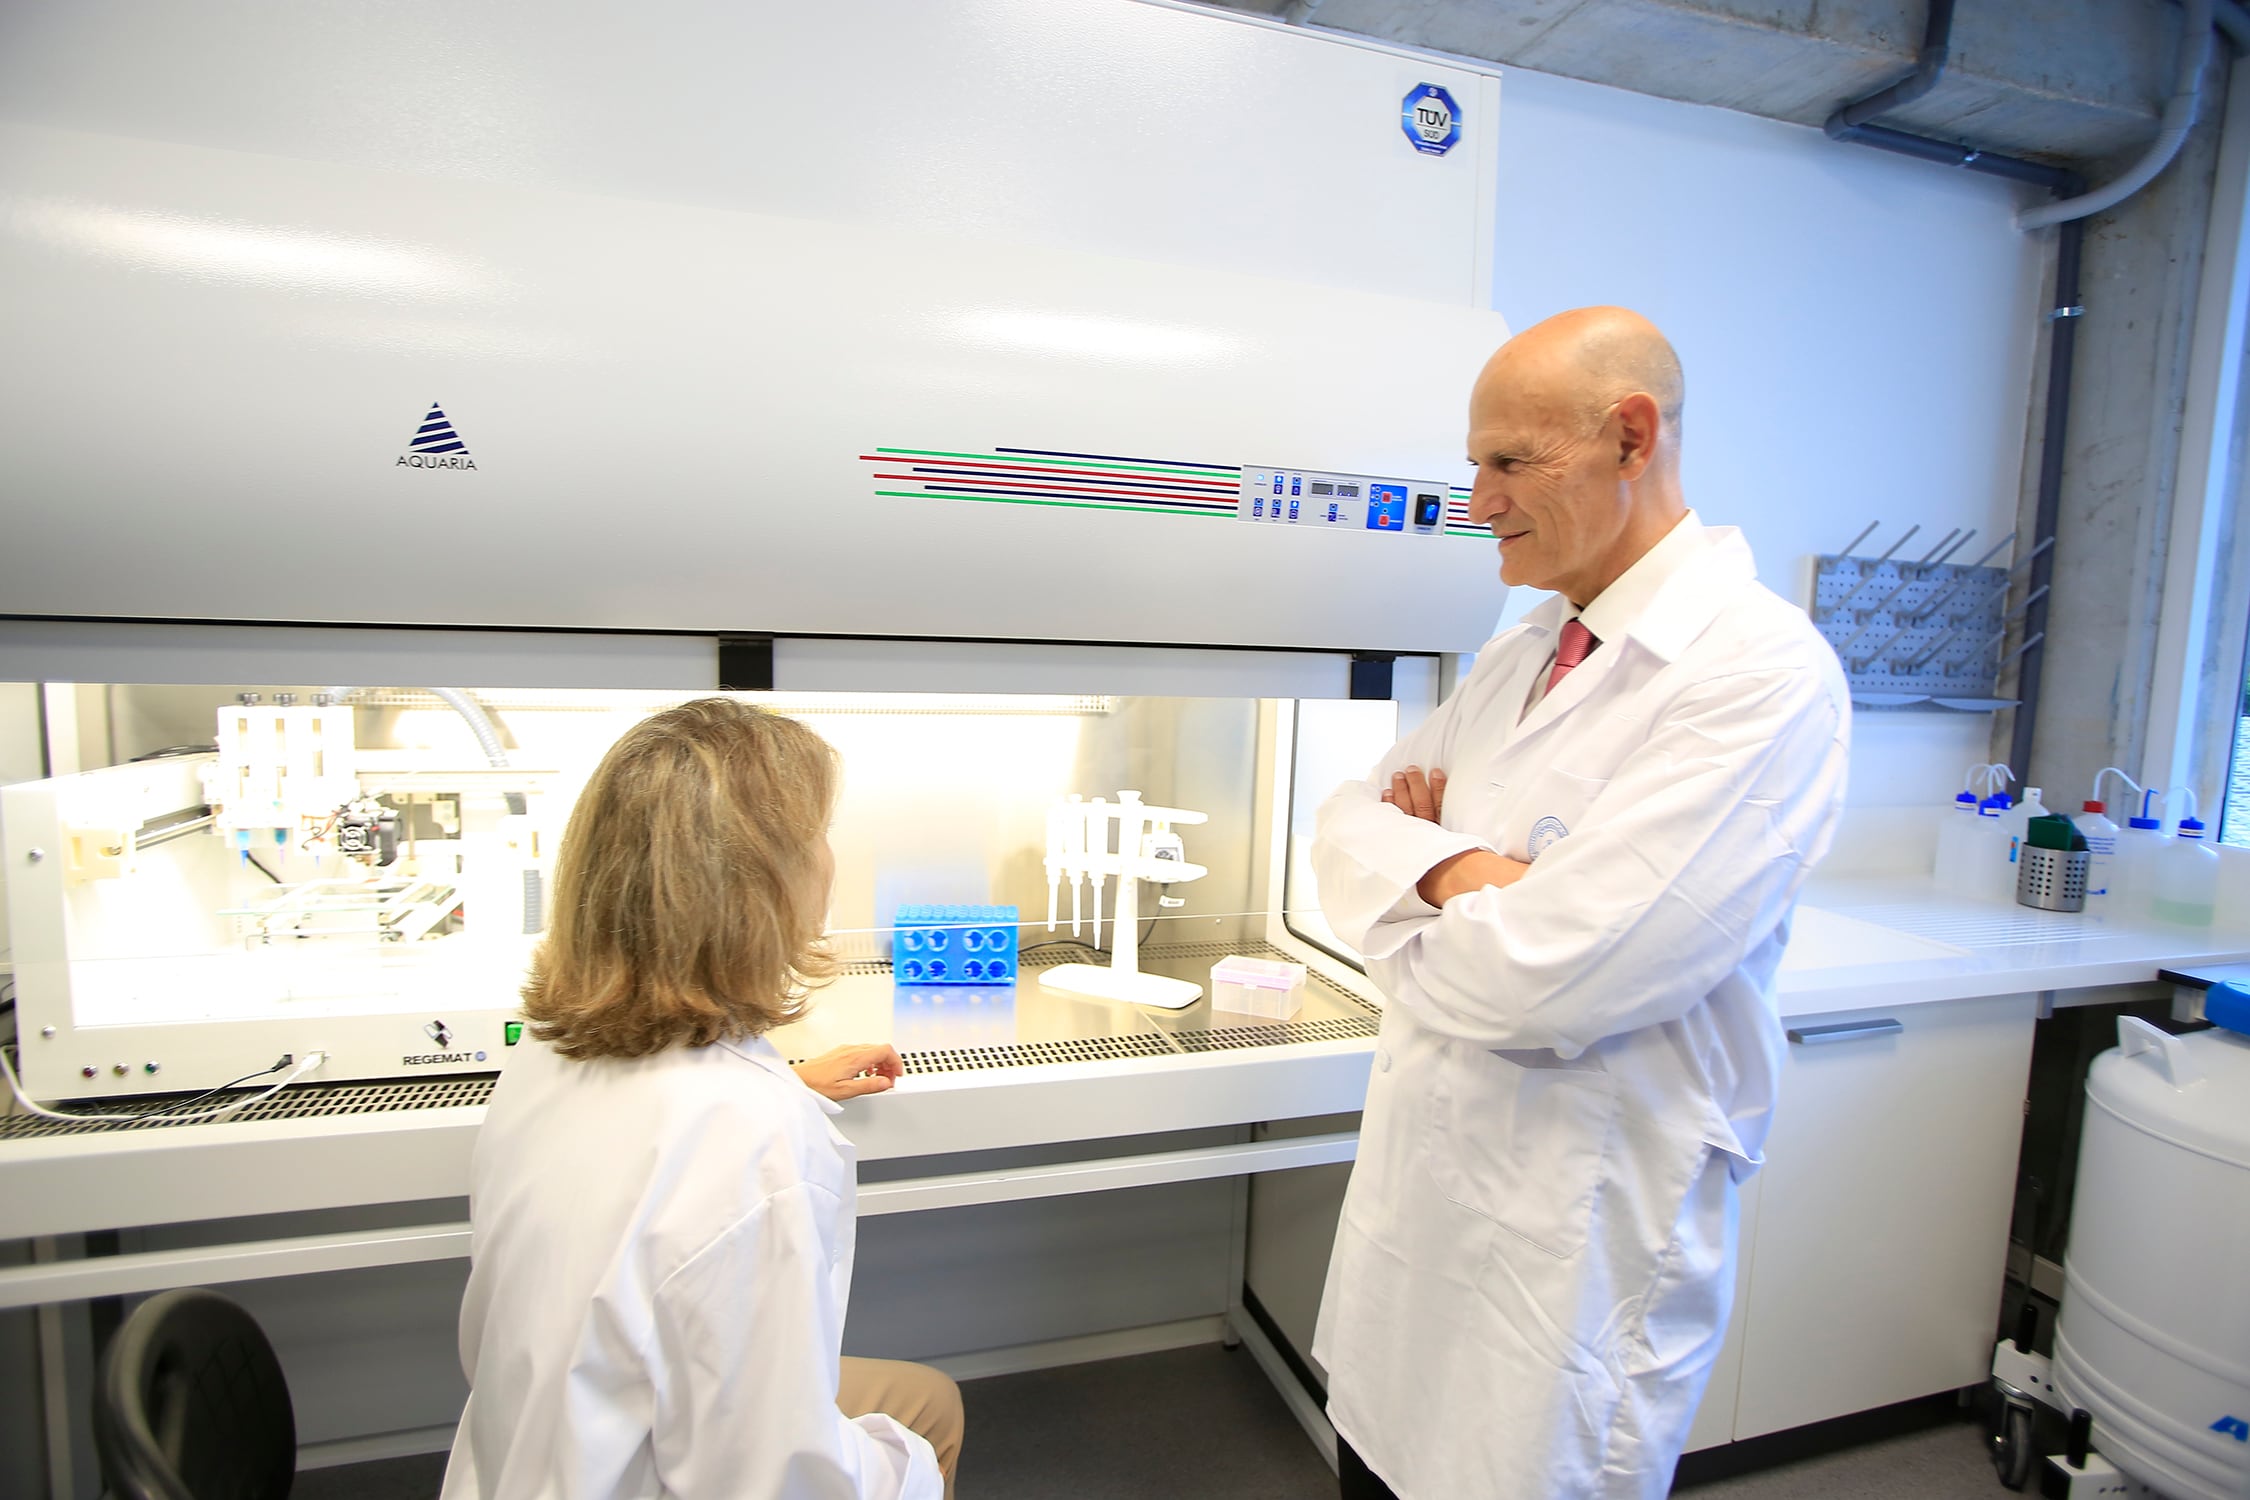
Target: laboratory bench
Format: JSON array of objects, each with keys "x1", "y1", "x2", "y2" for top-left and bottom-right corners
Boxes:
[{"x1": 3, "y1": 888, "x2": 2245, "y2": 1470}]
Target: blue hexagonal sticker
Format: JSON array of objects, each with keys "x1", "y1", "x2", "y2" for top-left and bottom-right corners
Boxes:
[{"x1": 1402, "y1": 84, "x2": 1462, "y2": 156}]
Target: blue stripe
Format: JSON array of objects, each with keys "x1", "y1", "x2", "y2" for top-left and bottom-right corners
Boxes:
[
  {"x1": 413, "y1": 440, "x2": 467, "y2": 454},
  {"x1": 419, "y1": 420, "x2": 455, "y2": 435}
]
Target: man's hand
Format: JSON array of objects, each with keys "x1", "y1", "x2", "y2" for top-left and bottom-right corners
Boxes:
[
  {"x1": 1384, "y1": 764, "x2": 1533, "y2": 905},
  {"x1": 1383, "y1": 766, "x2": 1448, "y2": 822},
  {"x1": 793, "y1": 1043, "x2": 904, "y2": 1101},
  {"x1": 1416, "y1": 848, "x2": 1530, "y2": 906}
]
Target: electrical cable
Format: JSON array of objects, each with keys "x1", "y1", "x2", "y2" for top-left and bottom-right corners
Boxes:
[
  {"x1": 99, "y1": 1058, "x2": 294, "y2": 1121},
  {"x1": 243, "y1": 852, "x2": 285, "y2": 884},
  {"x1": 0, "y1": 1046, "x2": 327, "y2": 1125}
]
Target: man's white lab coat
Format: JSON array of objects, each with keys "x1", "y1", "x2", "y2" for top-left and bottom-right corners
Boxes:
[
  {"x1": 1310, "y1": 518, "x2": 1849, "y2": 1500},
  {"x1": 440, "y1": 1033, "x2": 941, "y2": 1500}
]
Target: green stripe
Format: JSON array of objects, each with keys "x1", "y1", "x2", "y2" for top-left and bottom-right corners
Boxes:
[
  {"x1": 875, "y1": 447, "x2": 1239, "y2": 479},
  {"x1": 875, "y1": 490, "x2": 1229, "y2": 519}
]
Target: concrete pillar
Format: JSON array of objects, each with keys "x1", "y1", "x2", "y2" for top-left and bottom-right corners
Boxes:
[{"x1": 1997, "y1": 48, "x2": 2235, "y2": 812}]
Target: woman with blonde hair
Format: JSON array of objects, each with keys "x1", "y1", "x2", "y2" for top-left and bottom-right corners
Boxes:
[{"x1": 442, "y1": 698, "x2": 961, "y2": 1500}]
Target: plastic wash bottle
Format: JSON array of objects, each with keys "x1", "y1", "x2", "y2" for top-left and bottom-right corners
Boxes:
[
  {"x1": 2152, "y1": 816, "x2": 2221, "y2": 928},
  {"x1": 1934, "y1": 785, "x2": 1985, "y2": 895},
  {"x1": 2109, "y1": 788, "x2": 2170, "y2": 920},
  {"x1": 2073, "y1": 800, "x2": 2122, "y2": 902}
]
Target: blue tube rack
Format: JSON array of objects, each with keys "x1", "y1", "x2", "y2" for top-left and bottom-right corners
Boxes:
[{"x1": 892, "y1": 904, "x2": 1019, "y2": 986}]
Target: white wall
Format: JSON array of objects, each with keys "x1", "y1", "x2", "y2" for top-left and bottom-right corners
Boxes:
[{"x1": 1481, "y1": 66, "x2": 2040, "y2": 845}]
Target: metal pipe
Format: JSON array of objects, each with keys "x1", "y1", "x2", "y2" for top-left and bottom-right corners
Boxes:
[
  {"x1": 1965, "y1": 532, "x2": 2019, "y2": 569},
  {"x1": 2019, "y1": 0, "x2": 2213, "y2": 231},
  {"x1": 2004, "y1": 584, "x2": 2052, "y2": 623},
  {"x1": 1908, "y1": 626, "x2": 1964, "y2": 670},
  {"x1": 1852, "y1": 629, "x2": 1904, "y2": 666},
  {"x1": 2008, "y1": 535, "x2": 2058, "y2": 576},
  {"x1": 2008, "y1": 223, "x2": 2080, "y2": 780},
  {"x1": 1833, "y1": 524, "x2": 1921, "y2": 608},
  {"x1": 1927, "y1": 528, "x2": 1977, "y2": 565},
  {"x1": 1825, "y1": 0, "x2": 1956, "y2": 138},
  {"x1": 1915, "y1": 527, "x2": 1964, "y2": 564},
  {"x1": 1836, "y1": 520, "x2": 1881, "y2": 557},
  {"x1": 1999, "y1": 633, "x2": 2048, "y2": 671}
]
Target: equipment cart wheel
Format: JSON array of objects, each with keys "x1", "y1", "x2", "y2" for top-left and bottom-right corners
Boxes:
[{"x1": 1990, "y1": 1394, "x2": 2036, "y2": 1491}]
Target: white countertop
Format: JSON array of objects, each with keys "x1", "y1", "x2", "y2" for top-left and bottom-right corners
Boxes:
[{"x1": 1778, "y1": 875, "x2": 2250, "y2": 1018}]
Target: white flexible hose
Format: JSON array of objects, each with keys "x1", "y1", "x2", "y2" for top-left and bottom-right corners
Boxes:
[
  {"x1": 2017, "y1": 0, "x2": 2214, "y2": 230},
  {"x1": 1, "y1": 1048, "x2": 328, "y2": 1125}
]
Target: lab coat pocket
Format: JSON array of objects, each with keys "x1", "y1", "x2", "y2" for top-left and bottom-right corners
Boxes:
[
  {"x1": 1499, "y1": 767, "x2": 1609, "y2": 863},
  {"x1": 1427, "y1": 1045, "x2": 1617, "y2": 1258}
]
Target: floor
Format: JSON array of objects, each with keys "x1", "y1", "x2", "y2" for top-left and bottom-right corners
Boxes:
[{"x1": 294, "y1": 1345, "x2": 2007, "y2": 1500}]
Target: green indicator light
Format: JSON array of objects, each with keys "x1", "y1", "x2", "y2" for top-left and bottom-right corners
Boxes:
[{"x1": 504, "y1": 1021, "x2": 523, "y2": 1047}]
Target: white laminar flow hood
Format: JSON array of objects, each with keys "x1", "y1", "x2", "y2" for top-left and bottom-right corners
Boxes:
[{"x1": 0, "y1": 0, "x2": 1513, "y2": 656}]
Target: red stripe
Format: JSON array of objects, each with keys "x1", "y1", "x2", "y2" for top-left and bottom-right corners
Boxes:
[
  {"x1": 859, "y1": 455, "x2": 1238, "y2": 491},
  {"x1": 871, "y1": 473, "x2": 1237, "y2": 505}
]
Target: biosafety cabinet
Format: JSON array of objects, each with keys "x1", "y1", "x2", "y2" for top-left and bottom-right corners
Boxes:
[
  {"x1": 0, "y1": 0, "x2": 1509, "y2": 1102},
  {"x1": 0, "y1": 0, "x2": 1506, "y2": 1476}
]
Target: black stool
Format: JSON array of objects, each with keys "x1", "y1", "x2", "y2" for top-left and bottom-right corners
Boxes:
[{"x1": 93, "y1": 1287, "x2": 296, "y2": 1500}]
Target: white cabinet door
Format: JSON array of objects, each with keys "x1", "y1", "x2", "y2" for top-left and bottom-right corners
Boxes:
[
  {"x1": 1730, "y1": 993, "x2": 2036, "y2": 1439},
  {"x1": 1682, "y1": 1170, "x2": 1760, "y2": 1452}
]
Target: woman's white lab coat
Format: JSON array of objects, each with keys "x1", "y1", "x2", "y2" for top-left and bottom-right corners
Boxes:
[
  {"x1": 1310, "y1": 524, "x2": 1849, "y2": 1500},
  {"x1": 440, "y1": 1033, "x2": 941, "y2": 1500}
]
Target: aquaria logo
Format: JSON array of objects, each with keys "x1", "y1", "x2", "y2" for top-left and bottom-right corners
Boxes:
[{"x1": 398, "y1": 402, "x2": 476, "y2": 470}]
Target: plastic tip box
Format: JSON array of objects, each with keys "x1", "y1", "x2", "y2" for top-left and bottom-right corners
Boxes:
[
  {"x1": 1210, "y1": 955, "x2": 1307, "y2": 1020},
  {"x1": 892, "y1": 904, "x2": 1019, "y2": 985}
]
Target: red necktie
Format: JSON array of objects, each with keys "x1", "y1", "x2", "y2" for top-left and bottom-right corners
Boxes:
[{"x1": 1546, "y1": 618, "x2": 1599, "y2": 696}]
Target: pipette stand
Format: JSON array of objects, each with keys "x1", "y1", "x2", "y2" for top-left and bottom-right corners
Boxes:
[{"x1": 1039, "y1": 790, "x2": 1209, "y2": 1009}]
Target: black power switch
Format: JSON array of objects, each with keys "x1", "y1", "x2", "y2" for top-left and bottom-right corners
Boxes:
[{"x1": 1413, "y1": 493, "x2": 1443, "y2": 528}]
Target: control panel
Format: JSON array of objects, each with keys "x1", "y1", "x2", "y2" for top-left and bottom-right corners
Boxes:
[{"x1": 1238, "y1": 467, "x2": 1450, "y2": 536}]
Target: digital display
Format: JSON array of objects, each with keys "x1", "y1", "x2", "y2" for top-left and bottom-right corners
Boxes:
[
  {"x1": 1311, "y1": 481, "x2": 1334, "y2": 496},
  {"x1": 1335, "y1": 483, "x2": 1360, "y2": 498}
]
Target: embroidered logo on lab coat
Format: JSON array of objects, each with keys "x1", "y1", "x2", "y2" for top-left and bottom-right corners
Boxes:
[{"x1": 1528, "y1": 816, "x2": 1570, "y2": 858}]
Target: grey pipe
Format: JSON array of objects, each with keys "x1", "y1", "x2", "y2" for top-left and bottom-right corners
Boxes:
[
  {"x1": 2018, "y1": 0, "x2": 2214, "y2": 231},
  {"x1": 1826, "y1": 0, "x2": 1955, "y2": 139},
  {"x1": 327, "y1": 685, "x2": 528, "y2": 816}
]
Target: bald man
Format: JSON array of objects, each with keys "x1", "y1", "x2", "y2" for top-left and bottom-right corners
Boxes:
[{"x1": 1309, "y1": 308, "x2": 1850, "y2": 1500}]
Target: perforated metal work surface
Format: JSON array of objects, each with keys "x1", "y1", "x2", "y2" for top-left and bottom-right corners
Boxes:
[
  {"x1": 3, "y1": 943, "x2": 1377, "y2": 1136},
  {"x1": 0, "y1": 1074, "x2": 496, "y2": 1141},
  {"x1": 837, "y1": 939, "x2": 1376, "y2": 1074}
]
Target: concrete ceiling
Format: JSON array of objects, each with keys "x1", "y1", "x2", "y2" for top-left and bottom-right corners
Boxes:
[{"x1": 1205, "y1": 0, "x2": 2194, "y2": 166}]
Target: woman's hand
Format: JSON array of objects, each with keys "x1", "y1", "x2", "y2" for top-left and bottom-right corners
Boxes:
[{"x1": 792, "y1": 1043, "x2": 905, "y2": 1101}]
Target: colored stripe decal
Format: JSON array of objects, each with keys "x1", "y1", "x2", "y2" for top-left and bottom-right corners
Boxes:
[
  {"x1": 875, "y1": 447, "x2": 1236, "y2": 479},
  {"x1": 874, "y1": 490, "x2": 1228, "y2": 518},
  {"x1": 897, "y1": 462, "x2": 1237, "y2": 493},
  {"x1": 995, "y1": 446, "x2": 1239, "y2": 473},
  {"x1": 908, "y1": 482, "x2": 1233, "y2": 510},
  {"x1": 874, "y1": 473, "x2": 1234, "y2": 506}
]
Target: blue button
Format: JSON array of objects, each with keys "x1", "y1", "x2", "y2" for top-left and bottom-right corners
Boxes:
[
  {"x1": 1288, "y1": 500, "x2": 1300, "y2": 518},
  {"x1": 1326, "y1": 505, "x2": 1339, "y2": 521},
  {"x1": 1272, "y1": 476, "x2": 1284, "y2": 495},
  {"x1": 1253, "y1": 498, "x2": 1264, "y2": 517},
  {"x1": 1291, "y1": 477, "x2": 1302, "y2": 496}
]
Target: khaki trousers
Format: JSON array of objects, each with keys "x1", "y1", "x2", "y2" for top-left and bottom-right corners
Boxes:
[{"x1": 838, "y1": 1355, "x2": 963, "y2": 1498}]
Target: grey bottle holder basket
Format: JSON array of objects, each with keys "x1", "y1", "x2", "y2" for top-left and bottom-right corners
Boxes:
[{"x1": 2016, "y1": 845, "x2": 2090, "y2": 912}]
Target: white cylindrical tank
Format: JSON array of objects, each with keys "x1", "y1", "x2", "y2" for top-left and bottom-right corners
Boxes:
[{"x1": 2054, "y1": 1005, "x2": 2250, "y2": 1500}]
